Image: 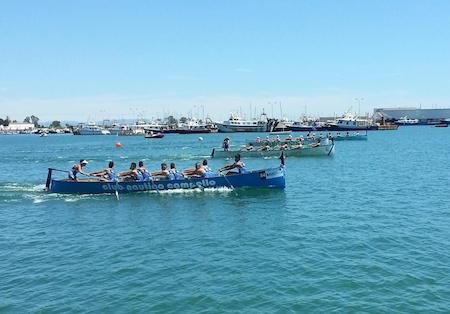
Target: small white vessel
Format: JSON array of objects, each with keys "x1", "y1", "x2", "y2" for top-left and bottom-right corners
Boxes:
[
  {"x1": 144, "y1": 131, "x2": 164, "y2": 139},
  {"x1": 270, "y1": 119, "x2": 292, "y2": 134},
  {"x1": 395, "y1": 116, "x2": 419, "y2": 125},
  {"x1": 177, "y1": 118, "x2": 217, "y2": 134},
  {"x1": 326, "y1": 111, "x2": 373, "y2": 130}
]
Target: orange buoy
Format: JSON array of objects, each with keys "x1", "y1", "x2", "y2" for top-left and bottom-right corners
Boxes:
[{"x1": 115, "y1": 142, "x2": 122, "y2": 149}]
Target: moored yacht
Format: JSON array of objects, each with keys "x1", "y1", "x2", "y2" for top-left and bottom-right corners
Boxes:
[
  {"x1": 74, "y1": 122, "x2": 111, "y2": 135},
  {"x1": 325, "y1": 112, "x2": 374, "y2": 131},
  {"x1": 217, "y1": 113, "x2": 268, "y2": 133},
  {"x1": 290, "y1": 117, "x2": 327, "y2": 132},
  {"x1": 177, "y1": 118, "x2": 218, "y2": 134},
  {"x1": 395, "y1": 116, "x2": 419, "y2": 125}
]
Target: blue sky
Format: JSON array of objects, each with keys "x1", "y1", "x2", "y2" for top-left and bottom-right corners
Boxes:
[{"x1": 1, "y1": 0, "x2": 450, "y2": 121}]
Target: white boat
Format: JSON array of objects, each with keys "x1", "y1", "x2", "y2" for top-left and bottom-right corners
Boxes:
[
  {"x1": 144, "y1": 131, "x2": 164, "y2": 139},
  {"x1": 395, "y1": 116, "x2": 419, "y2": 125},
  {"x1": 326, "y1": 112, "x2": 373, "y2": 131},
  {"x1": 75, "y1": 122, "x2": 111, "y2": 135},
  {"x1": 177, "y1": 119, "x2": 217, "y2": 134},
  {"x1": 217, "y1": 113, "x2": 268, "y2": 133},
  {"x1": 133, "y1": 120, "x2": 166, "y2": 133},
  {"x1": 270, "y1": 119, "x2": 292, "y2": 134},
  {"x1": 109, "y1": 120, "x2": 167, "y2": 135}
]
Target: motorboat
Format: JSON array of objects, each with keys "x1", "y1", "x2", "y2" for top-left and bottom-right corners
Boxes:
[{"x1": 216, "y1": 113, "x2": 268, "y2": 133}]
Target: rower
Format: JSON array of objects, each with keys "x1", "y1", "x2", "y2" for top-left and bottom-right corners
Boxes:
[
  {"x1": 151, "y1": 163, "x2": 170, "y2": 179},
  {"x1": 202, "y1": 159, "x2": 214, "y2": 178},
  {"x1": 194, "y1": 162, "x2": 207, "y2": 177},
  {"x1": 183, "y1": 162, "x2": 206, "y2": 178},
  {"x1": 137, "y1": 161, "x2": 152, "y2": 182},
  {"x1": 222, "y1": 137, "x2": 230, "y2": 152},
  {"x1": 69, "y1": 159, "x2": 89, "y2": 181},
  {"x1": 310, "y1": 138, "x2": 321, "y2": 148},
  {"x1": 259, "y1": 142, "x2": 270, "y2": 151},
  {"x1": 285, "y1": 134, "x2": 293, "y2": 142},
  {"x1": 219, "y1": 153, "x2": 246, "y2": 175},
  {"x1": 169, "y1": 163, "x2": 183, "y2": 180},
  {"x1": 90, "y1": 161, "x2": 116, "y2": 181},
  {"x1": 119, "y1": 162, "x2": 139, "y2": 181}
]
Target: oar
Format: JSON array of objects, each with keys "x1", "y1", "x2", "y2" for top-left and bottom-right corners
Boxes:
[
  {"x1": 279, "y1": 151, "x2": 285, "y2": 167},
  {"x1": 220, "y1": 171, "x2": 237, "y2": 195},
  {"x1": 150, "y1": 178, "x2": 160, "y2": 194},
  {"x1": 114, "y1": 180, "x2": 120, "y2": 201}
]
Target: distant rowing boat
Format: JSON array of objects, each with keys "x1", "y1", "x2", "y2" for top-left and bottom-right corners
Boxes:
[
  {"x1": 246, "y1": 137, "x2": 329, "y2": 147},
  {"x1": 211, "y1": 143, "x2": 335, "y2": 158},
  {"x1": 332, "y1": 134, "x2": 368, "y2": 141},
  {"x1": 45, "y1": 166, "x2": 286, "y2": 194},
  {"x1": 269, "y1": 130, "x2": 292, "y2": 135}
]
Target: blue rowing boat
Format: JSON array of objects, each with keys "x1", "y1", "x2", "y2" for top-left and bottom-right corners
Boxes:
[{"x1": 45, "y1": 166, "x2": 286, "y2": 194}]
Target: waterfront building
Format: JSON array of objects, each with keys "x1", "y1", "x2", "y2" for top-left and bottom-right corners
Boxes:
[
  {"x1": 373, "y1": 107, "x2": 450, "y2": 124},
  {"x1": 4, "y1": 123, "x2": 35, "y2": 132}
]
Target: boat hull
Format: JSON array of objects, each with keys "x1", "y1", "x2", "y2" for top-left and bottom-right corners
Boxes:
[
  {"x1": 324, "y1": 125, "x2": 376, "y2": 131},
  {"x1": 76, "y1": 130, "x2": 111, "y2": 135},
  {"x1": 290, "y1": 126, "x2": 327, "y2": 132},
  {"x1": 212, "y1": 144, "x2": 335, "y2": 158},
  {"x1": 145, "y1": 133, "x2": 164, "y2": 139},
  {"x1": 217, "y1": 124, "x2": 268, "y2": 133},
  {"x1": 48, "y1": 167, "x2": 285, "y2": 194},
  {"x1": 332, "y1": 135, "x2": 368, "y2": 141},
  {"x1": 176, "y1": 129, "x2": 213, "y2": 134},
  {"x1": 269, "y1": 131, "x2": 292, "y2": 135}
]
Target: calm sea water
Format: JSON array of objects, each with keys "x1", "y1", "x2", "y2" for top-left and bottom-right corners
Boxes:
[{"x1": 1, "y1": 127, "x2": 449, "y2": 313}]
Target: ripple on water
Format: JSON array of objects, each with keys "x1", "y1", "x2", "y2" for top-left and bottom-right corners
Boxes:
[{"x1": 0, "y1": 129, "x2": 450, "y2": 312}]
